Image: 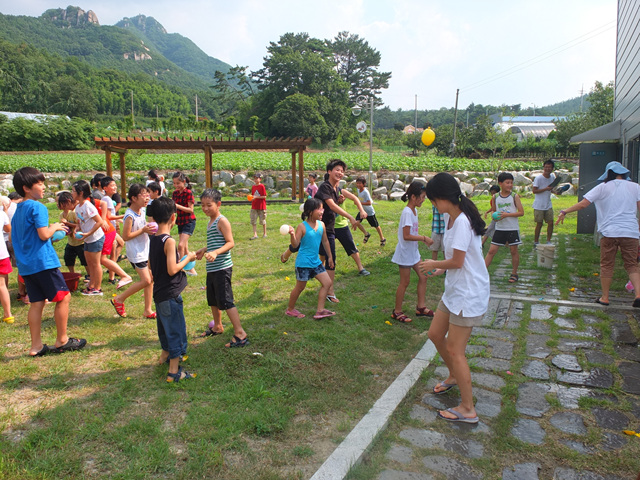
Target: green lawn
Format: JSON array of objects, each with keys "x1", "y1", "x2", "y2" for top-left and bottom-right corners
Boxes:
[{"x1": 0, "y1": 193, "x2": 589, "y2": 479}]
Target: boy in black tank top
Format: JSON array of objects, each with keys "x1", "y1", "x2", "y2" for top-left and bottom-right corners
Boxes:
[{"x1": 147, "y1": 197, "x2": 197, "y2": 382}]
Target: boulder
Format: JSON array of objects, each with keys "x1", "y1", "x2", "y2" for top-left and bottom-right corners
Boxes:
[
  {"x1": 378, "y1": 194, "x2": 388, "y2": 201},
  {"x1": 220, "y1": 171, "x2": 233, "y2": 184},
  {"x1": 382, "y1": 178, "x2": 395, "y2": 190},
  {"x1": 475, "y1": 181, "x2": 490, "y2": 191},
  {"x1": 390, "y1": 191, "x2": 405, "y2": 201},
  {"x1": 454, "y1": 171, "x2": 470, "y2": 181},
  {"x1": 338, "y1": 179, "x2": 347, "y2": 189},
  {"x1": 373, "y1": 186, "x2": 388, "y2": 198},
  {"x1": 211, "y1": 174, "x2": 220, "y2": 184},
  {"x1": 61, "y1": 180, "x2": 72, "y2": 189},
  {"x1": 234, "y1": 173, "x2": 247, "y2": 185},
  {"x1": 392, "y1": 180, "x2": 405, "y2": 191},
  {"x1": 218, "y1": 181, "x2": 226, "y2": 188},
  {"x1": 514, "y1": 172, "x2": 532, "y2": 186},
  {"x1": 412, "y1": 177, "x2": 428, "y2": 186},
  {"x1": 276, "y1": 180, "x2": 292, "y2": 190},
  {"x1": 264, "y1": 176, "x2": 275, "y2": 189},
  {"x1": 281, "y1": 187, "x2": 292, "y2": 197},
  {"x1": 559, "y1": 183, "x2": 575, "y2": 195},
  {"x1": 459, "y1": 182, "x2": 474, "y2": 196},
  {"x1": 271, "y1": 192, "x2": 280, "y2": 198},
  {"x1": 244, "y1": 178, "x2": 254, "y2": 187}
]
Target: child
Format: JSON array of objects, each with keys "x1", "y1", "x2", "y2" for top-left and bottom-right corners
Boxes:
[
  {"x1": 430, "y1": 205, "x2": 445, "y2": 260},
  {"x1": 73, "y1": 180, "x2": 107, "y2": 295},
  {"x1": 250, "y1": 173, "x2": 267, "y2": 239},
  {"x1": 420, "y1": 172, "x2": 489, "y2": 424},
  {"x1": 147, "y1": 181, "x2": 162, "y2": 206},
  {"x1": 91, "y1": 173, "x2": 105, "y2": 201},
  {"x1": 147, "y1": 170, "x2": 167, "y2": 197},
  {"x1": 354, "y1": 177, "x2": 386, "y2": 247},
  {"x1": 195, "y1": 189, "x2": 249, "y2": 347},
  {"x1": 100, "y1": 177, "x2": 128, "y2": 283},
  {"x1": 485, "y1": 172, "x2": 524, "y2": 283},
  {"x1": 147, "y1": 196, "x2": 196, "y2": 382},
  {"x1": 391, "y1": 181, "x2": 434, "y2": 323},
  {"x1": 532, "y1": 159, "x2": 556, "y2": 246},
  {"x1": 12, "y1": 167, "x2": 86, "y2": 356},
  {"x1": 306, "y1": 173, "x2": 318, "y2": 198},
  {"x1": 482, "y1": 185, "x2": 501, "y2": 246},
  {"x1": 0, "y1": 203, "x2": 13, "y2": 323},
  {"x1": 285, "y1": 198, "x2": 335, "y2": 319},
  {"x1": 57, "y1": 192, "x2": 87, "y2": 275},
  {"x1": 172, "y1": 171, "x2": 197, "y2": 276},
  {"x1": 6, "y1": 193, "x2": 27, "y2": 303},
  {"x1": 110, "y1": 184, "x2": 156, "y2": 319}
]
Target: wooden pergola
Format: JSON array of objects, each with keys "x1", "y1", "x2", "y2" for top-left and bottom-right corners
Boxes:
[{"x1": 94, "y1": 136, "x2": 313, "y2": 201}]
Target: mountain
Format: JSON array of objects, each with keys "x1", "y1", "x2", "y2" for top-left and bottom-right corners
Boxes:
[{"x1": 115, "y1": 15, "x2": 231, "y2": 85}]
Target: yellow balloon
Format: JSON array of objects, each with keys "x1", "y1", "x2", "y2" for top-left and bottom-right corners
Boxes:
[{"x1": 421, "y1": 128, "x2": 435, "y2": 146}]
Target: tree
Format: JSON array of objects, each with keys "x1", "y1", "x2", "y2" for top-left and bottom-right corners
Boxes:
[
  {"x1": 269, "y1": 94, "x2": 328, "y2": 141},
  {"x1": 328, "y1": 31, "x2": 391, "y2": 105},
  {"x1": 211, "y1": 65, "x2": 255, "y2": 116}
]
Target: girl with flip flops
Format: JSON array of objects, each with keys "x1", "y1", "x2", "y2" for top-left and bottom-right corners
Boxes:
[
  {"x1": 285, "y1": 198, "x2": 335, "y2": 320},
  {"x1": 419, "y1": 173, "x2": 490, "y2": 424}
]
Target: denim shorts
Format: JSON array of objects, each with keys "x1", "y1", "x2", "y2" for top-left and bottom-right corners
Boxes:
[
  {"x1": 84, "y1": 236, "x2": 105, "y2": 253},
  {"x1": 155, "y1": 295, "x2": 188, "y2": 359},
  {"x1": 295, "y1": 264, "x2": 326, "y2": 282},
  {"x1": 177, "y1": 220, "x2": 196, "y2": 236}
]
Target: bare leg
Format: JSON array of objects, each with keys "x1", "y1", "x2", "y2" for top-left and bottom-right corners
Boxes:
[
  {"x1": 600, "y1": 276, "x2": 613, "y2": 304},
  {"x1": 428, "y1": 308, "x2": 454, "y2": 385},
  {"x1": 225, "y1": 307, "x2": 247, "y2": 341},
  {"x1": 53, "y1": 293, "x2": 71, "y2": 348},
  {"x1": 350, "y1": 252, "x2": 364, "y2": 271},
  {"x1": 101, "y1": 256, "x2": 131, "y2": 282},
  {"x1": 325, "y1": 269, "x2": 338, "y2": 300},
  {"x1": 0, "y1": 274, "x2": 12, "y2": 319},
  {"x1": 262, "y1": 223, "x2": 267, "y2": 237},
  {"x1": 630, "y1": 272, "x2": 640, "y2": 301},
  {"x1": 394, "y1": 266, "x2": 412, "y2": 313},
  {"x1": 510, "y1": 244, "x2": 520, "y2": 275},
  {"x1": 251, "y1": 223, "x2": 258, "y2": 238},
  {"x1": 484, "y1": 244, "x2": 499, "y2": 268},
  {"x1": 375, "y1": 226, "x2": 384, "y2": 241},
  {"x1": 209, "y1": 306, "x2": 224, "y2": 333},
  {"x1": 413, "y1": 263, "x2": 427, "y2": 310},
  {"x1": 534, "y1": 222, "x2": 543, "y2": 243},
  {"x1": 439, "y1": 324, "x2": 476, "y2": 419},
  {"x1": 315, "y1": 271, "x2": 332, "y2": 313},
  {"x1": 27, "y1": 301, "x2": 46, "y2": 355},
  {"x1": 288, "y1": 280, "x2": 307, "y2": 311},
  {"x1": 546, "y1": 221, "x2": 554, "y2": 242},
  {"x1": 431, "y1": 250, "x2": 439, "y2": 260},
  {"x1": 114, "y1": 266, "x2": 153, "y2": 314},
  {"x1": 85, "y1": 250, "x2": 102, "y2": 290}
]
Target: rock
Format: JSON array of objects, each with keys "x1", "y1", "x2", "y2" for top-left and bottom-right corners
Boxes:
[
  {"x1": 454, "y1": 171, "x2": 470, "y2": 181},
  {"x1": 459, "y1": 182, "x2": 474, "y2": 195},
  {"x1": 373, "y1": 186, "x2": 388, "y2": 197},
  {"x1": 219, "y1": 171, "x2": 233, "y2": 184},
  {"x1": 390, "y1": 191, "x2": 405, "y2": 201},
  {"x1": 379, "y1": 194, "x2": 388, "y2": 201},
  {"x1": 244, "y1": 178, "x2": 254, "y2": 187},
  {"x1": 218, "y1": 181, "x2": 226, "y2": 188},
  {"x1": 281, "y1": 188, "x2": 292, "y2": 197},
  {"x1": 382, "y1": 178, "x2": 395, "y2": 190},
  {"x1": 262, "y1": 176, "x2": 274, "y2": 189},
  {"x1": 392, "y1": 180, "x2": 405, "y2": 191},
  {"x1": 276, "y1": 180, "x2": 291, "y2": 190},
  {"x1": 233, "y1": 173, "x2": 246, "y2": 185},
  {"x1": 513, "y1": 172, "x2": 532, "y2": 186},
  {"x1": 476, "y1": 181, "x2": 490, "y2": 191},
  {"x1": 412, "y1": 177, "x2": 428, "y2": 186}
]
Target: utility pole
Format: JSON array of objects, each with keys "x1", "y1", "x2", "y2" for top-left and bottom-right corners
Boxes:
[
  {"x1": 414, "y1": 94, "x2": 418, "y2": 132},
  {"x1": 195, "y1": 94, "x2": 198, "y2": 123},
  {"x1": 451, "y1": 88, "x2": 459, "y2": 157},
  {"x1": 155, "y1": 104, "x2": 159, "y2": 132},
  {"x1": 579, "y1": 84, "x2": 584, "y2": 113},
  {"x1": 130, "y1": 90, "x2": 134, "y2": 129}
]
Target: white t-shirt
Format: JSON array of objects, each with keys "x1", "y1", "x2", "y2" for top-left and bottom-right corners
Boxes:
[
  {"x1": 532, "y1": 173, "x2": 555, "y2": 211},
  {"x1": 0, "y1": 211, "x2": 9, "y2": 260},
  {"x1": 76, "y1": 200, "x2": 105, "y2": 244},
  {"x1": 102, "y1": 194, "x2": 117, "y2": 228},
  {"x1": 358, "y1": 189, "x2": 375, "y2": 216},
  {"x1": 584, "y1": 179, "x2": 640, "y2": 238},
  {"x1": 2, "y1": 201, "x2": 16, "y2": 242},
  {"x1": 392, "y1": 206, "x2": 421, "y2": 266},
  {"x1": 146, "y1": 180, "x2": 167, "y2": 196},
  {"x1": 441, "y1": 212, "x2": 490, "y2": 318},
  {"x1": 123, "y1": 208, "x2": 150, "y2": 263}
]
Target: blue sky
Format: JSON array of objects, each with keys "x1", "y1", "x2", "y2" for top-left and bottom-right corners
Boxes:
[{"x1": 0, "y1": 0, "x2": 617, "y2": 111}]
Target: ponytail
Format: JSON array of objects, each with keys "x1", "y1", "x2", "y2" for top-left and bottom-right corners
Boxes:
[
  {"x1": 401, "y1": 181, "x2": 425, "y2": 202},
  {"x1": 301, "y1": 198, "x2": 322, "y2": 221}
]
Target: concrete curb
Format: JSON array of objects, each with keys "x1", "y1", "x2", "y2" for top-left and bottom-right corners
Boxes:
[
  {"x1": 310, "y1": 339, "x2": 438, "y2": 480},
  {"x1": 490, "y1": 293, "x2": 639, "y2": 311}
]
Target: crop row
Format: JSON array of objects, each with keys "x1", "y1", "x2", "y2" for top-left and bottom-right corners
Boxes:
[{"x1": 0, "y1": 152, "x2": 545, "y2": 174}]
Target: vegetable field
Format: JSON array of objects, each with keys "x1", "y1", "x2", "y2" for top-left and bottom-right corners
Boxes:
[{"x1": 0, "y1": 151, "x2": 551, "y2": 174}]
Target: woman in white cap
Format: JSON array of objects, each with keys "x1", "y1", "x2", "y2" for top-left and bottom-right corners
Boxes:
[{"x1": 556, "y1": 161, "x2": 640, "y2": 307}]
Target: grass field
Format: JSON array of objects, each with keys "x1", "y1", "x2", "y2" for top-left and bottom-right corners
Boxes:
[{"x1": 0, "y1": 194, "x2": 593, "y2": 479}]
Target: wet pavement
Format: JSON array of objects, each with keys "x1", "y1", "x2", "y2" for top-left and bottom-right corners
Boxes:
[{"x1": 375, "y1": 240, "x2": 640, "y2": 479}]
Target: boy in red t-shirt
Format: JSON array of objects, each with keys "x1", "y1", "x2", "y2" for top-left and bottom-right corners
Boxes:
[{"x1": 250, "y1": 173, "x2": 267, "y2": 239}]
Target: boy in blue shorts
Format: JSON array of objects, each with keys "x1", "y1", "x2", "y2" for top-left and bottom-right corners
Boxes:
[
  {"x1": 196, "y1": 189, "x2": 249, "y2": 347},
  {"x1": 147, "y1": 196, "x2": 196, "y2": 382},
  {"x1": 12, "y1": 167, "x2": 87, "y2": 356}
]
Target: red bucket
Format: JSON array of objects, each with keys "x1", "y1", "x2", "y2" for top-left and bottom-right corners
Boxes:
[{"x1": 62, "y1": 272, "x2": 82, "y2": 292}]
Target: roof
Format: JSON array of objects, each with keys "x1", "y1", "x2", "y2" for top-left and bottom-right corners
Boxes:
[
  {"x1": 505, "y1": 124, "x2": 557, "y2": 138},
  {"x1": 94, "y1": 136, "x2": 313, "y2": 151},
  {"x1": 0, "y1": 111, "x2": 70, "y2": 122},
  {"x1": 569, "y1": 120, "x2": 621, "y2": 144},
  {"x1": 490, "y1": 114, "x2": 566, "y2": 124}
]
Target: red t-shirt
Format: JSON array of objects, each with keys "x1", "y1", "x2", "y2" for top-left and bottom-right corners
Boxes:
[{"x1": 251, "y1": 184, "x2": 267, "y2": 210}]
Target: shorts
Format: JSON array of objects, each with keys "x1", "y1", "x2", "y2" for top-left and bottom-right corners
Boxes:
[
  {"x1": 335, "y1": 226, "x2": 358, "y2": 256},
  {"x1": 318, "y1": 234, "x2": 337, "y2": 271},
  {"x1": 437, "y1": 299, "x2": 483, "y2": 328},
  {"x1": 0, "y1": 257, "x2": 12, "y2": 275},
  {"x1": 295, "y1": 264, "x2": 326, "y2": 282},
  {"x1": 206, "y1": 267, "x2": 236, "y2": 310},
  {"x1": 155, "y1": 295, "x2": 188, "y2": 359},
  {"x1": 356, "y1": 212, "x2": 379, "y2": 228},
  {"x1": 534, "y1": 208, "x2": 554, "y2": 223},
  {"x1": 429, "y1": 233, "x2": 444, "y2": 252},
  {"x1": 84, "y1": 236, "x2": 105, "y2": 253},
  {"x1": 101, "y1": 230, "x2": 117, "y2": 256},
  {"x1": 130, "y1": 261, "x2": 149, "y2": 270},
  {"x1": 600, "y1": 237, "x2": 640, "y2": 278},
  {"x1": 64, "y1": 243, "x2": 87, "y2": 267},
  {"x1": 485, "y1": 220, "x2": 496, "y2": 238},
  {"x1": 250, "y1": 209, "x2": 266, "y2": 225},
  {"x1": 22, "y1": 268, "x2": 70, "y2": 304},
  {"x1": 177, "y1": 219, "x2": 196, "y2": 236},
  {"x1": 491, "y1": 230, "x2": 522, "y2": 246}
]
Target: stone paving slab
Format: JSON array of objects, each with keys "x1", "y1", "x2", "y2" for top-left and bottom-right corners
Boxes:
[
  {"x1": 421, "y1": 455, "x2": 483, "y2": 480},
  {"x1": 502, "y1": 463, "x2": 540, "y2": 480}
]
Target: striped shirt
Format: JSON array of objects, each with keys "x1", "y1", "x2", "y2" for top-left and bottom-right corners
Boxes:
[
  {"x1": 432, "y1": 206, "x2": 445, "y2": 235},
  {"x1": 206, "y1": 214, "x2": 233, "y2": 272}
]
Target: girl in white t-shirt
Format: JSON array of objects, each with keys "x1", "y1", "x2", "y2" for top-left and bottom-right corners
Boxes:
[
  {"x1": 0, "y1": 209, "x2": 13, "y2": 323},
  {"x1": 391, "y1": 181, "x2": 434, "y2": 323},
  {"x1": 111, "y1": 184, "x2": 156, "y2": 319},
  {"x1": 420, "y1": 173, "x2": 490, "y2": 424}
]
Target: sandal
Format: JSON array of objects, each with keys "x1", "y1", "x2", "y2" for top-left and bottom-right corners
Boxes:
[
  {"x1": 197, "y1": 327, "x2": 224, "y2": 337},
  {"x1": 166, "y1": 366, "x2": 196, "y2": 383},
  {"x1": 415, "y1": 306, "x2": 435, "y2": 317},
  {"x1": 285, "y1": 309, "x2": 306, "y2": 318},
  {"x1": 30, "y1": 345, "x2": 50, "y2": 357},
  {"x1": 116, "y1": 277, "x2": 133, "y2": 290},
  {"x1": 313, "y1": 309, "x2": 336, "y2": 320},
  {"x1": 364, "y1": 233, "x2": 371, "y2": 243},
  {"x1": 225, "y1": 335, "x2": 249, "y2": 348},
  {"x1": 144, "y1": 312, "x2": 157, "y2": 319},
  {"x1": 3, "y1": 316, "x2": 15, "y2": 324},
  {"x1": 380, "y1": 238, "x2": 386, "y2": 247},
  {"x1": 51, "y1": 337, "x2": 87, "y2": 354},
  {"x1": 508, "y1": 274, "x2": 519, "y2": 283},
  {"x1": 391, "y1": 310, "x2": 412, "y2": 323},
  {"x1": 326, "y1": 295, "x2": 340, "y2": 303},
  {"x1": 110, "y1": 299, "x2": 127, "y2": 318}
]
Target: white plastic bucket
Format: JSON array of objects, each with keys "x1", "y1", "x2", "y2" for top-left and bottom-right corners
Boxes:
[{"x1": 537, "y1": 244, "x2": 555, "y2": 268}]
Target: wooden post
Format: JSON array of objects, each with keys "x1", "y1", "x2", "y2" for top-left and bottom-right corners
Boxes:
[
  {"x1": 291, "y1": 151, "x2": 297, "y2": 200},
  {"x1": 298, "y1": 147, "x2": 304, "y2": 202},
  {"x1": 119, "y1": 152, "x2": 126, "y2": 199},
  {"x1": 105, "y1": 148, "x2": 113, "y2": 177},
  {"x1": 204, "y1": 146, "x2": 212, "y2": 188}
]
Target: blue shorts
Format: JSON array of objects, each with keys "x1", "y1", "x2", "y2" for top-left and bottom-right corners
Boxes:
[
  {"x1": 177, "y1": 220, "x2": 196, "y2": 236},
  {"x1": 23, "y1": 268, "x2": 70, "y2": 304},
  {"x1": 155, "y1": 295, "x2": 188, "y2": 359},
  {"x1": 84, "y1": 236, "x2": 105, "y2": 253},
  {"x1": 295, "y1": 264, "x2": 326, "y2": 282}
]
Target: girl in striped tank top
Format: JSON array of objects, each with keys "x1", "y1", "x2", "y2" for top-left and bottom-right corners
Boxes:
[
  {"x1": 285, "y1": 198, "x2": 335, "y2": 320},
  {"x1": 195, "y1": 189, "x2": 249, "y2": 348}
]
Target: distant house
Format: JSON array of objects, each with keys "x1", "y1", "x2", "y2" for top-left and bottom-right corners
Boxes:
[
  {"x1": 0, "y1": 111, "x2": 70, "y2": 122},
  {"x1": 402, "y1": 125, "x2": 424, "y2": 135},
  {"x1": 490, "y1": 115, "x2": 566, "y2": 141}
]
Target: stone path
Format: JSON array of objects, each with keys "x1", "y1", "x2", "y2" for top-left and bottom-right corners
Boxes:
[{"x1": 376, "y1": 240, "x2": 640, "y2": 479}]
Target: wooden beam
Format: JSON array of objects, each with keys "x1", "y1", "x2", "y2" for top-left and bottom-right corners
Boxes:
[
  {"x1": 105, "y1": 147, "x2": 113, "y2": 178},
  {"x1": 298, "y1": 147, "x2": 304, "y2": 202},
  {"x1": 119, "y1": 152, "x2": 127, "y2": 199},
  {"x1": 291, "y1": 151, "x2": 297, "y2": 201},
  {"x1": 204, "y1": 146, "x2": 212, "y2": 189}
]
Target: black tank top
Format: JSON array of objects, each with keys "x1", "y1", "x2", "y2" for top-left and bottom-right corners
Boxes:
[{"x1": 149, "y1": 233, "x2": 187, "y2": 303}]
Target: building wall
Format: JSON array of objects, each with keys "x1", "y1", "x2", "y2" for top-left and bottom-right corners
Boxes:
[{"x1": 615, "y1": 0, "x2": 640, "y2": 164}]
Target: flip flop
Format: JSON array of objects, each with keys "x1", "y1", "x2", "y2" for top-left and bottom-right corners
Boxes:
[
  {"x1": 313, "y1": 309, "x2": 336, "y2": 320},
  {"x1": 3, "y1": 316, "x2": 15, "y2": 324},
  {"x1": 595, "y1": 298, "x2": 610, "y2": 306},
  {"x1": 225, "y1": 335, "x2": 249, "y2": 348},
  {"x1": 437, "y1": 408, "x2": 478, "y2": 424},
  {"x1": 326, "y1": 295, "x2": 340, "y2": 303},
  {"x1": 116, "y1": 278, "x2": 133, "y2": 290},
  {"x1": 285, "y1": 309, "x2": 306, "y2": 318},
  {"x1": 144, "y1": 312, "x2": 157, "y2": 319},
  {"x1": 197, "y1": 327, "x2": 224, "y2": 337},
  {"x1": 380, "y1": 238, "x2": 386, "y2": 246},
  {"x1": 433, "y1": 380, "x2": 457, "y2": 395}
]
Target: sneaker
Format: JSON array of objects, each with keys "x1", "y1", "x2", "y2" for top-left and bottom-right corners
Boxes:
[
  {"x1": 52, "y1": 337, "x2": 87, "y2": 354},
  {"x1": 107, "y1": 278, "x2": 118, "y2": 285},
  {"x1": 81, "y1": 288, "x2": 103, "y2": 296},
  {"x1": 359, "y1": 269, "x2": 371, "y2": 276}
]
